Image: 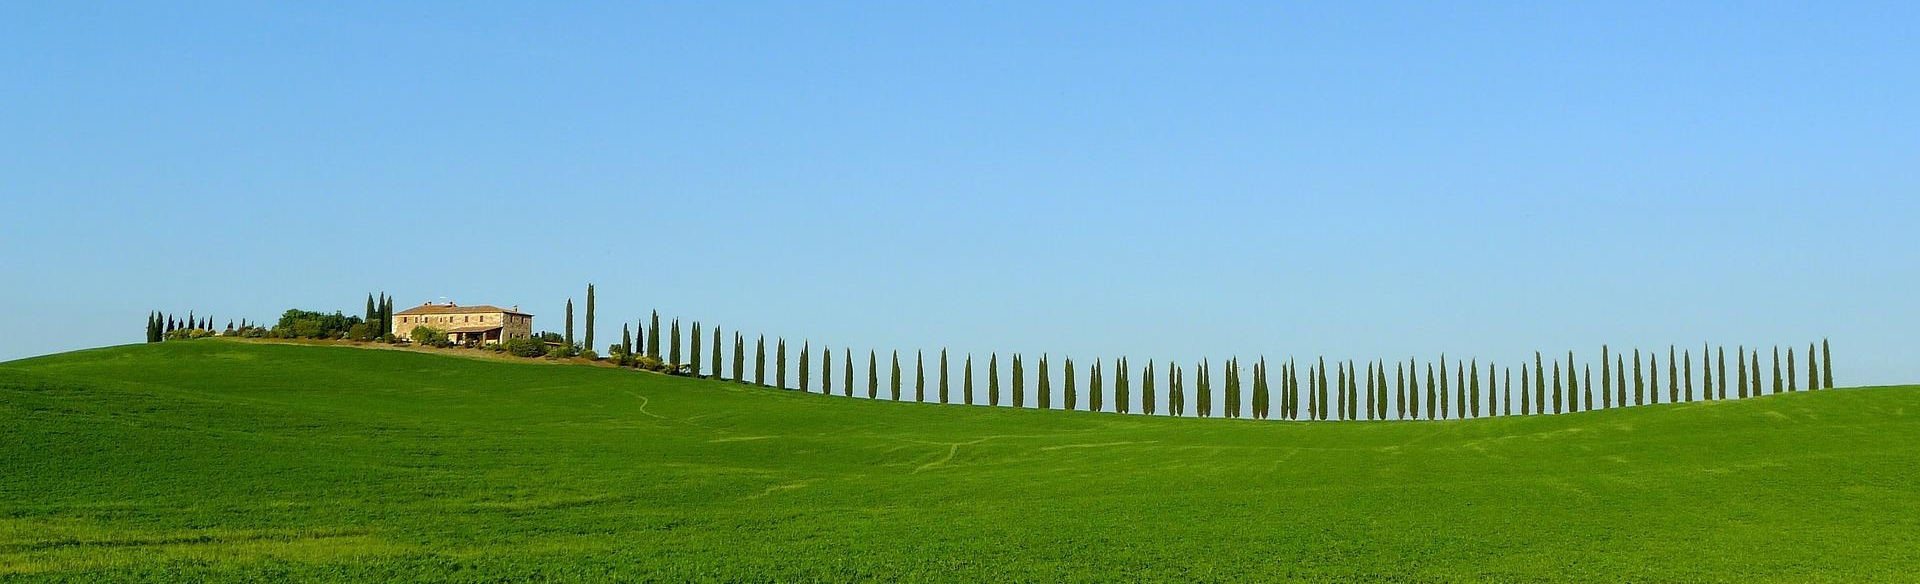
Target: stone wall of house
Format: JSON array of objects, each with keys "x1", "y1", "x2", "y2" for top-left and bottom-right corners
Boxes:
[{"x1": 392, "y1": 310, "x2": 533, "y2": 342}]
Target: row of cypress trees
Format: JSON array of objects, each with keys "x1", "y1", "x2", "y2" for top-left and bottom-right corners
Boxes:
[
  {"x1": 601, "y1": 309, "x2": 1840, "y2": 421},
  {"x1": 144, "y1": 311, "x2": 227, "y2": 342}
]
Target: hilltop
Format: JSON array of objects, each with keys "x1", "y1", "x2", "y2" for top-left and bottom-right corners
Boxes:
[{"x1": 3, "y1": 340, "x2": 1916, "y2": 582}]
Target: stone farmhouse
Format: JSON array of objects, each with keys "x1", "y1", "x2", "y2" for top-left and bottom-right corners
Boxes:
[{"x1": 392, "y1": 302, "x2": 533, "y2": 345}]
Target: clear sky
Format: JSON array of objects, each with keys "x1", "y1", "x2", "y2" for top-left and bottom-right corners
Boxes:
[{"x1": 3, "y1": 2, "x2": 1916, "y2": 386}]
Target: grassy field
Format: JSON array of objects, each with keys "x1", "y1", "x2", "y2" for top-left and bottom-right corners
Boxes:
[{"x1": 2, "y1": 340, "x2": 1916, "y2": 582}]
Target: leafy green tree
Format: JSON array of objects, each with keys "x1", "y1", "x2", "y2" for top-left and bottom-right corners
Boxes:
[
  {"x1": 1821, "y1": 338, "x2": 1833, "y2": 389},
  {"x1": 964, "y1": 353, "x2": 974, "y2": 405},
  {"x1": 583, "y1": 284, "x2": 595, "y2": 355},
  {"x1": 991, "y1": 354, "x2": 1005, "y2": 406}
]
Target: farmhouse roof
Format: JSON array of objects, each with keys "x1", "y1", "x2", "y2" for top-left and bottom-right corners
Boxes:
[{"x1": 395, "y1": 302, "x2": 532, "y2": 317}]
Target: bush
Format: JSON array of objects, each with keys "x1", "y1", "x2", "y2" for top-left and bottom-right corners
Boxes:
[
  {"x1": 347, "y1": 324, "x2": 376, "y2": 342},
  {"x1": 578, "y1": 349, "x2": 599, "y2": 361},
  {"x1": 164, "y1": 328, "x2": 215, "y2": 341},
  {"x1": 636, "y1": 355, "x2": 667, "y2": 372},
  {"x1": 411, "y1": 326, "x2": 451, "y2": 348},
  {"x1": 504, "y1": 337, "x2": 547, "y2": 357}
]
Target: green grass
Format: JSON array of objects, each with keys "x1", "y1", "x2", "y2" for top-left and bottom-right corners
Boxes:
[{"x1": 2, "y1": 340, "x2": 1916, "y2": 582}]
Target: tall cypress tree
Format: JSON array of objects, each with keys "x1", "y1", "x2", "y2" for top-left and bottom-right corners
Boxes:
[
  {"x1": 1551, "y1": 362, "x2": 1563, "y2": 414},
  {"x1": 1701, "y1": 343, "x2": 1714, "y2": 400},
  {"x1": 1566, "y1": 352, "x2": 1580, "y2": 412},
  {"x1": 964, "y1": 353, "x2": 974, "y2": 405},
  {"x1": 636, "y1": 320, "x2": 647, "y2": 358},
  {"x1": 1037, "y1": 354, "x2": 1051, "y2": 409},
  {"x1": 648, "y1": 311, "x2": 662, "y2": 359},
  {"x1": 1534, "y1": 352, "x2": 1546, "y2": 414},
  {"x1": 1615, "y1": 355, "x2": 1626, "y2": 406},
  {"x1": 1089, "y1": 359, "x2": 1103, "y2": 413},
  {"x1": 1683, "y1": 348, "x2": 1693, "y2": 401},
  {"x1": 1307, "y1": 362, "x2": 1319, "y2": 420},
  {"x1": 798, "y1": 340, "x2": 810, "y2": 392},
  {"x1": 1787, "y1": 346, "x2": 1796, "y2": 392},
  {"x1": 1736, "y1": 346, "x2": 1749, "y2": 399},
  {"x1": 1196, "y1": 359, "x2": 1211, "y2": 418},
  {"x1": 670, "y1": 320, "x2": 682, "y2": 368},
  {"x1": 869, "y1": 350, "x2": 880, "y2": 399},
  {"x1": 733, "y1": 332, "x2": 745, "y2": 382},
  {"x1": 989, "y1": 353, "x2": 1001, "y2": 406},
  {"x1": 1807, "y1": 342, "x2": 1819, "y2": 391},
  {"x1": 1454, "y1": 360, "x2": 1465, "y2": 418},
  {"x1": 915, "y1": 350, "x2": 926, "y2": 402},
  {"x1": 1117, "y1": 357, "x2": 1131, "y2": 415},
  {"x1": 1504, "y1": 367, "x2": 1513, "y2": 416},
  {"x1": 1750, "y1": 351, "x2": 1762, "y2": 397},
  {"x1": 1336, "y1": 362, "x2": 1349, "y2": 420},
  {"x1": 1665, "y1": 346, "x2": 1676, "y2": 402},
  {"x1": 1438, "y1": 358, "x2": 1449, "y2": 420},
  {"x1": 1408, "y1": 359, "x2": 1422, "y2": 419},
  {"x1": 1425, "y1": 362, "x2": 1437, "y2": 420},
  {"x1": 1468, "y1": 360, "x2": 1481, "y2": 418},
  {"x1": 1394, "y1": 362, "x2": 1406, "y2": 420},
  {"x1": 712, "y1": 327, "x2": 722, "y2": 380},
  {"x1": 1521, "y1": 367, "x2": 1531, "y2": 416},
  {"x1": 1012, "y1": 354, "x2": 1025, "y2": 407},
  {"x1": 1142, "y1": 360, "x2": 1156, "y2": 416},
  {"x1": 1601, "y1": 346, "x2": 1613, "y2": 408},
  {"x1": 843, "y1": 348, "x2": 854, "y2": 396},
  {"x1": 1317, "y1": 359, "x2": 1331, "y2": 421},
  {"x1": 690, "y1": 322, "x2": 703, "y2": 376},
  {"x1": 622, "y1": 324, "x2": 633, "y2": 356},
  {"x1": 564, "y1": 299, "x2": 575, "y2": 349},
  {"x1": 822, "y1": 347, "x2": 831, "y2": 392},
  {"x1": 938, "y1": 349, "x2": 949, "y2": 404},
  {"x1": 1633, "y1": 349, "x2": 1646, "y2": 405},
  {"x1": 1771, "y1": 346, "x2": 1783, "y2": 394},
  {"x1": 891, "y1": 351, "x2": 903, "y2": 400},
  {"x1": 1063, "y1": 357, "x2": 1077, "y2": 410},
  {"x1": 776, "y1": 338, "x2": 788, "y2": 389},
  {"x1": 754, "y1": 335, "x2": 766, "y2": 386},
  {"x1": 1821, "y1": 338, "x2": 1833, "y2": 389},
  {"x1": 365, "y1": 294, "x2": 377, "y2": 331},
  {"x1": 1650, "y1": 353, "x2": 1660, "y2": 404},
  {"x1": 1168, "y1": 362, "x2": 1182, "y2": 416},
  {"x1": 583, "y1": 284, "x2": 595, "y2": 355}
]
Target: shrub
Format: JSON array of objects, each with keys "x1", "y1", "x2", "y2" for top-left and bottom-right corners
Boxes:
[
  {"x1": 579, "y1": 349, "x2": 599, "y2": 361},
  {"x1": 504, "y1": 337, "x2": 546, "y2": 357},
  {"x1": 346, "y1": 324, "x2": 375, "y2": 342},
  {"x1": 411, "y1": 326, "x2": 451, "y2": 348}
]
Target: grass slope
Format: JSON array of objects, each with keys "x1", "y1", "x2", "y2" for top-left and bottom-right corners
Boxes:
[{"x1": 2, "y1": 341, "x2": 1916, "y2": 582}]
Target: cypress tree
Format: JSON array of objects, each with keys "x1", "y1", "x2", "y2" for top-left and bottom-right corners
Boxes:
[
  {"x1": 843, "y1": 348, "x2": 854, "y2": 396},
  {"x1": 989, "y1": 353, "x2": 1001, "y2": 406},
  {"x1": 1142, "y1": 360, "x2": 1156, "y2": 416},
  {"x1": 1650, "y1": 352, "x2": 1660, "y2": 403},
  {"x1": 869, "y1": 350, "x2": 880, "y2": 399},
  {"x1": 622, "y1": 324, "x2": 633, "y2": 356},
  {"x1": 1534, "y1": 352, "x2": 1547, "y2": 414},
  {"x1": 754, "y1": 335, "x2": 767, "y2": 386},
  {"x1": 891, "y1": 351, "x2": 903, "y2": 401},
  {"x1": 1318, "y1": 359, "x2": 1331, "y2": 421},
  {"x1": 964, "y1": 353, "x2": 974, "y2": 405},
  {"x1": 1168, "y1": 362, "x2": 1182, "y2": 416},
  {"x1": 1469, "y1": 360, "x2": 1481, "y2": 418},
  {"x1": 775, "y1": 338, "x2": 787, "y2": 389},
  {"x1": 583, "y1": 284, "x2": 594, "y2": 355},
  {"x1": 1425, "y1": 363, "x2": 1437, "y2": 420},
  {"x1": 1787, "y1": 346, "x2": 1796, "y2": 392},
  {"x1": 1683, "y1": 348, "x2": 1694, "y2": 401},
  {"x1": 1750, "y1": 351, "x2": 1762, "y2": 397},
  {"x1": 366, "y1": 294, "x2": 377, "y2": 330},
  {"x1": 649, "y1": 311, "x2": 662, "y2": 359},
  {"x1": 564, "y1": 300, "x2": 575, "y2": 349},
  {"x1": 1332, "y1": 362, "x2": 1345, "y2": 420},
  {"x1": 690, "y1": 322, "x2": 703, "y2": 377},
  {"x1": 1364, "y1": 361, "x2": 1375, "y2": 420},
  {"x1": 1407, "y1": 359, "x2": 1421, "y2": 419},
  {"x1": 798, "y1": 340, "x2": 810, "y2": 392},
  {"x1": 1736, "y1": 346, "x2": 1748, "y2": 399},
  {"x1": 1701, "y1": 343, "x2": 1714, "y2": 400},
  {"x1": 1551, "y1": 362, "x2": 1562, "y2": 414},
  {"x1": 636, "y1": 320, "x2": 647, "y2": 358},
  {"x1": 733, "y1": 332, "x2": 745, "y2": 382},
  {"x1": 670, "y1": 320, "x2": 683, "y2": 368},
  {"x1": 1013, "y1": 354, "x2": 1025, "y2": 407},
  {"x1": 1197, "y1": 359, "x2": 1213, "y2": 418},
  {"x1": 1504, "y1": 367, "x2": 1513, "y2": 416},
  {"x1": 938, "y1": 349, "x2": 949, "y2": 404},
  {"x1": 1063, "y1": 357, "x2": 1077, "y2": 411},
  {"x1": 1038, "y1": 355, "x2": 1051, "y2": 409},
  {"x1": 712, "y1": 327, "x2": 723, "y2": 380},
  {"x1": 1584, "y1": 365, "x2": 1593, "y2": 410},
  {"x1": 1633, "y1": 349, "x2": 1646, "y2": 405},
  {"x1": 1090, "y1": 359, "x2": 1104, "y2": 413},
  {"x1": 1601, "y1": 345, "x2": 1612, "y2": 408},
  {"x1": 1615, "y1": 355, "x2": 1626, "y2": 406},
  {"x1": 1438, "y1": 358, "x2": 1449, "y2": 420},
  {"x1": 1521, "y1": 367, "x2": 1531, "y2": 416},
  {"x1": 820, "y1": 347, "x2": 830, "y2": 391},
  {"x1": 1307, "y1": 362, "x2": 1319, "y2": 420},
  {"x1": 1771, "y1": 346, "x2": 1783, "y2": 394},
  {"x1": 1454, "y1": 359, "x2": 1465, "y2": 418},
  {"x1": 1396, "y1": 362, "x2": 1407, "y2": 420},
  {"x1": 1821, "y1": 338, "x2": 1833, "y2": 389},
  {"x1": 1807, "y1": 342, "x2": 1819, "y2": 391},
  {"x1": 915, "y1": 350, "x2": 926, "y2": 402},
  {"x1": 1566, "y1": 352, "x2": 1580, "y2": 412},
  {"x1": 1117, "y1": 357, "x2": 1131, "y2": 415}
]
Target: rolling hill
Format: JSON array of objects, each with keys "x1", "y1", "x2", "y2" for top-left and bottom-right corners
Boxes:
[{"x1": 3, "y1": 340, "x2": 1916, "y2": 582}]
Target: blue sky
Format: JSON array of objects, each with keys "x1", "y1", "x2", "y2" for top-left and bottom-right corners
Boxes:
[{"x1": 3, "y1": 2, "x2": 1916, "y2": 385}]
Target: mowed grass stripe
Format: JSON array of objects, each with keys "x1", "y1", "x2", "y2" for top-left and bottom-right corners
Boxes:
[{"x1": 2, "y1": 340, "x2": 1916, "y2": 582}]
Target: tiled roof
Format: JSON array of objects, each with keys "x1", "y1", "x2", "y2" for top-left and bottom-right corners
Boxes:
[{"x1": 394, "y1": 303, "x2": 532, "y2": 317}]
